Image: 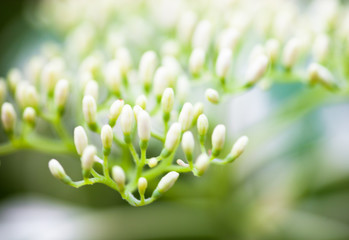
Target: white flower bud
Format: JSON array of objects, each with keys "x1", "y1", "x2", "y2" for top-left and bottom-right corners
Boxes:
[
  {"x1": 230, "y1": 136, "x2": 248, "y2": 158},
  {"x1": 218, "y1": 28, "x2": 240, "y2": 51},
  {"x1": 282, "y1": 38, "x2": 301, "y2": 69},
  {"x1": 105, "y1": 60, "x2": 122, "y2": 94},
  {"x1": 245, "y1": 55, "x2": 269, "y2": 85},
  {"x1": 0, "y1": 79, "x2": 7, "y2": 103},
  {"x1": 54, "y1": 79, "x2": 69, "y2": 109},
  {"x1": 182, "y1": 131, "x2": 195, "y2": 156},
  {"x1": 82, "y1": 96, "x2": 97, "y2": 125},
  {"x1": 109, "y1": 99, "x2": 124, "y2": 123},
  {"x1": 133, "y1": 105, "x2": 142, "y2": 121},
  {"x1": 177, "y1": 159, "x2": 189, "y2": 168},
  {"x1": 148, "y1": 157, "x2": 158, "y2": 168},
  {"x1": 216, "y1": 48, "x2": 232, "y2": 79},
  {"x1": 155, "y1": 171, "x2": 179, "y2": 194},
  {"x1": 26, "y1": 56, "x2": 44, "y2": 84},
  {"x1": 116, "y1": 47, "x2": 132, "y2": 76},
  {"x1": 1, "y1": 102, "x2": 16, "y2": 132},
  {"x1": 161, "y1": 88, "x2": 174, "y2": 114},
  {"x1": 120, "y1": 104, "x2": 134, "y2": 135},
  {"x1": 136, "y1": 95, "x2": 147, "y2": 109},
  {"x1": 307, "y1": 63, "x2": 336, "y2": 89},
  {"x1": 178, "y1": 103, "x2": 194, "y2": 131},
  {"x1": 192, "y1": 20, "x2": 212, "y2": 51},
  {"x1": 205, "y1": 88, "x2": 219, "y2": 104},
  {"x1": 81, "y1": 145, "x2": 97, "y2": 171},
  {"x1": 112, "y1": 166, "x2": 126, "y2": 191},
  {"x1": 84, "y1": 80, "x2": 99, "y2": 101},
  {"x1": 189, "y1": 48, "x2": 205, "y2": 75},
  {"x1": 139, "y1": 51, "x2": 157, "y2": 88},
  {"x1": 137, "y1": 110, "x2": 151, "y2": 142},
  {"x1": 212, "y1": 124, "x2": 226, "y2": 155},
  {"x1": 23, "y1": 107, "x2": 36, "y2": 125},
  {"x1": 7, "y1": 68, "x2": 21, "y2": 92},
  {"x1": 101, "y1": 125, "x2": 113, "y2": 150},
  {"x1": 162, "y1": 56, "x2": 180, "y2": 87},
  {"x1": 25, "y1": 85, "x2": 39, "y2": 108},
  {"x1": 165, "y1": 122, "x2": 181, "y2": 152},
  {"x1": 138, "y1": 177, "x2": 148, "y2": 196},
  {"x1": 177, "y1": 11, "x2": 197, "y2": 43},
  {"x1": 177, "y1": 77, "x2": 189, "y2": 103},
  {"x1": 197, "y1": 114, "x2": 208, "y2": 136},
  {"x1": 153, "y1": 66, "x2": 171, "y2": 100},
  {"x1": 48, "y1": 159, "x2": 67, "y2": 180},
  {"x1": 41, "y1": 59, "x2": 64, "y2": 94},
  {"x1": 195, "y1": 154, "x2": 210, "y2": 176},
  {"x1": 265, "y1": 39, "x2": 280, "y2": 64},
  {"x1": 80, "y1": 56, "x2": 101, "y2": 78},
  {"x1": 74, "y1": 126, "x2": 88, "y2": 155}
]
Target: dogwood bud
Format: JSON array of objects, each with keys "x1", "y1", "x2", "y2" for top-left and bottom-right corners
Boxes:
[
  {"x1": 23, "y1": 107, "x2": 36, "y2": 126},
  {"x1": 182, "y1": 131, "x2": 194, "y2": 156},
  {"x1": 139, "y1": 51, "x2": 157, "y2": 91},
  {"x1": 82, "y1": 96, "x2": 97, "y2": 128},
  {"x1": 216, "y1": 48, "x2": 232, "y2": 79},
  {"x1": 307, "y1": 63, "x2": 336, "y2": 90},
  {"x1": 212, "y1": 124, "x2": 226, "y2": 156},
  {"x1": 120, "y1": 104, "x2": 134, "y2": 139},
  {"x1": 153, "y1": 67, "x2": 171, "y2": 101},
  {"x1": 54, "y1": 79, "x2": 69, "y2": 111},
  {"x1": 197, "y1": 114, "x2": 209, "y2": 137},
  {"x1": 153, "y1": 171, "x2": 179, "y2": 198},
  {"x1": 148, "y1": 157, "x2": 158, "y2": 168},
  {"x1": 164, "y1": 122, "x2": 181, "y2": 154},
  {"x1": 189, "y1": 48, "x2": 205, "y2": 75},
  {"x1": 205, "y1": 88, "x2": 219, "y2": 104},
  {"x1": 177, "y1": 159, "x2": 189, "y2": 168},
  {"x1": 41, "y1": 60, "x2": 63, "y2": 95},
  {"x1": 245, "y1": 55, "x2": 269, "y2": 86},
  {"x1": 193, "y1": 102, "x2": 204, "y2": 123},
  {"x1": 161, "y1": 88, "x2": 174, "y2": 119},
  {"x1": 105, "y1": 60, "x2": 122, "y2": 94},
  {"x1": 178, "y1": 103, "x2": 194, "y2": 131},
  {"x1": 81, "y1": 145, "x2": 97, "y2": 177},
  {"x1": 49, "y1": 159, "x2": 71, "y2": 183},
  {"x1": 74, "y1": 126, "x2": 88, "y2": 155},
  {"x1": 195, "y1": 153, "x2": 210, "y2": 176},
  {"x1": 112, "y1": 166, "x2": 126, "y2": 191},
  {"x1": 265, "y1": 39, "x2": 280, "y2": 64},
  {"x1": 109, "y1": 99, "x2": 124, "y2": 126},
  {"x1": 101, "y1": 125, "x2": 113, "y2": 151},
  {"x1": 137, "y1": 110, "x2": 151, "y2": 145},
  {"x1": 138, "y1": 177, "x2": 148, "y2": 197},
  {"x1": 192, "y1": 20, "x2": 212, "y2": 51},
  {"x1": 24, "y1": 85, "x2": 39, "y2": 108},
  {"x1": 1, "y1": 102, "x2": 16, "y2": 133},
  {"x1": 116, "y1": 47, "x2": 132, "y2": 76},
  {"x1": 136, "y1": 95, "x2": 147, "y2": 109},
  {"x1": 230, "y1": 136, "x2": 248, "y2": 159},
  {"x1": 133, "y1": 105, "x2": 143, "y2": 121}
]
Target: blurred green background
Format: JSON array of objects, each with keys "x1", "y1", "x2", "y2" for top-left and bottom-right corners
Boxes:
[{"x1": 0, "y1": 1, "x2": 349, "y2": 240}]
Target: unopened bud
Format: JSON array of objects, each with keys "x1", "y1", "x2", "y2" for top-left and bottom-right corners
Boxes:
[
  {"x1": 195, "y1": 154, "x2": 210, "y2": 176},
  {"x1": 1, "y1": 102, "x2": 16, "y2": 133},
  {"x1": 182, "y1": 131, "x2": 195, "y2": 156},
  {"x1": 189, "y1": 48, "x2": 205, "y2": 75},
  {"x1": 116, "y1": 47, "x2": 132, "y2": 76},
  {"x1": 313, "y1": 34, "x2": 330, "y2": 63},
  {"x1": 265, "y1": 39, "x2": 280, "y2": 64},
  {"x1": 164, "y1": 122, "x2": 181, "y2": 154},
  {"x1": 139, "y1": 51, "x2": 157, "y2": 91},
  {"x1": 192, "y1": 20, "x2": 212, "y2": 51},
  {"x1": 211, "y1": 124, "x2": 226, "y2": 156},
  {"x1": 177, "y1": 159, "x2": 189, "y2": 168},
  {"x1": 81, "y1": 145, "x2": 97, "y2": 177},
  {"x1": 161, "y1": 88, "x2": 174, "y2": 120},
  {"x1": 178, "y1": 102, "x2": 194, "y2": 131},
  {"x1": 54, "y1": 79, "x2": 69, "y2": 111},
  {"x1": 177, "y1": 11, "x2": 197, "y2": 43},
  {"x1": 7, "y1": 68, "x2": 21, "y2": 93},
  {"x1": 25, "y1": 86, "x2": 39, "y2": 108},
  {"x1": 84, "y1": 80, "x2": 99, "y2": 101},
  {"x1": 197, "y1": 114, "x2": 209, "y2": 137},
  {"x1": 109, "y1": 99, "x2": 124, "y2": 126},
  {"x1": 74, "y1": 126, "x2": 88, "y2": 155},
  {"x1": 216, "y1": 48, "x2": 232, "y2": 79},
  {"x1": 137, "y1": 110, "x2": 151, "y2": 144},
  {"x1": 193, "y1": 102, "x2": 204, "y2": 123},
  {"x1": 138, "y1": 177, "x2": 148, "y2": 197},
  {"x1": 205, "y1": 88, "x2": 220, "y2": 104},
  {"x1": 49, "y1": 159, "x2": 71, "y2": 183},
  {"x1": 23, "y1": 107, "x2": 36, "y2": 126},
  {"x1": 101, "y1": 125, "x2": 113, "y2": 151},
  {"x1": 105, "y1": 60, "x2": 122, "y2": 95},
  {"x1": 120, "y1": 104, "x2": 134, "y2": 139},
  {"x1": 148, "y1": 157, "x2": 158, "y2": 168},
  {"x1": 282, "y1": 38, "x2": 300, "y2": 69},
  {"x1": 245, "y1": 55, "x2": 269, "y2": 86},
  {"x1": 136, "y1": 95, "x2": 147, "y2": 109},
  {"x1": 153, "y1": 66, "x2": 171, "y2": 101},
  {"x1": 112, "y1": 166, "x2": 126, "y2": 192},
  {"x1": 82, "y1": 96, "x2": 97, "y2": 126},
  {"x1": 307, "y1": 63, "x2": 336, "y2": 90},
  {"x1": 153, "y1": 171, "x2": 179, "y2": 197},
  {"x1": 230, "y1": 136, "x2": 248, "y2": 159}
]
